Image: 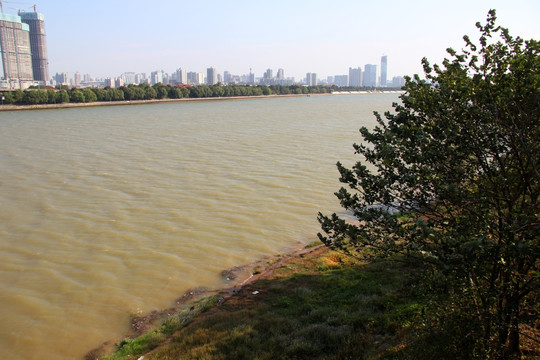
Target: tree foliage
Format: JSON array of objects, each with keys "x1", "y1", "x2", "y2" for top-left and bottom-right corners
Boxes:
[
  {"x1": 318, "y1": 10, "x2": 539, "y2": 358},
  {"x1": 1, "y1": 83, "x2": 332, "y2": 106}
]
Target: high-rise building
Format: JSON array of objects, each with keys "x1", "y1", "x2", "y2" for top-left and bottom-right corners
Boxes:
[
  {"x1": 121, "y1": 72, "x2": 136, "y2": 85},
  {"x1": 380, "y1": 55, "x2": 387, "y2": 87},
  {"x1": 187, "y1": 71, "x2": 204, "y2": 85},
  {"x1": 0, "y1": 13, "x2": 33, "y2": 89},
  {"x1": 248, "y1": 69, "x2": 255, "y2": 85},
  {"x1": 223, "y1": 71, "x2": 232, "y2": 84},
  {"x1": 306, "y1": 72, "x2": 317, "y2": 86},
  {"x1": 264, "y1": 69, "x2": 273, "y2": 80},
  {"x1": 392, "y1": 76, "x2": 405, "y2": 87},
  {"x1": 135, "y1": 73, "x2": 146, "y2": 84},
  {"x1": 150, "y1": 70, "x2": 163, "y2": 85},
  {"x1": 207, "y1": 67, "x2": 218, "y2": 85},
  {"x1": 363, "y1": 64, "x2": 377, "y2": 87},
  {"x1": 174, "y1": 68, "x2": 187, "y2": 84},
  {"x1": 54, "y1": 72, "x2": 70, "y2": 86},
  {"x1": 261, "y1": 68, "x2": 274, "y2": 85},
  {"x1": 20, "y1": 11, "x2": 49, "y2": 83},
  {"x1": 276, "y1": 68, "x2": 284, "y2": 80},
  {"x1": 74, "y1": 71, "x2": 81, "y2": 87},
  {"x1": 334, "y1": 75, "x2": 349, "y2": 87},
  {"x1": 349, "y1": 67, "x2": 362, "y2": 87}
]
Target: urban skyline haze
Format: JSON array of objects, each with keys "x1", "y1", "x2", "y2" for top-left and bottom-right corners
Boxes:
[{"x1": 4, "y1": 0, "x2": 540, "y2": 81}]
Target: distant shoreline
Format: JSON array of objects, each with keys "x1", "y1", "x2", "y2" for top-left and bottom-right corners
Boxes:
[
  {"x1": 0, "y1": 91, "x2": 402, "y2": 112},
  {"x1": 0, "y1": 93, "x2": 328, "y2": 112}
]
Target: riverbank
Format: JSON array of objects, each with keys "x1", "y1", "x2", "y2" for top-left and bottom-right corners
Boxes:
[
  {"x1": 87, "y1": 241, "x2": 540, "y2": 360},
  {"x1": 86, "y1": 243, "x2": 423, "y2": 360},
  {"x1": 0, "y1": 93, "x2": 332, "y2": 112},
  {"x1": 0, "y1": 91, "x2": 404, "y2": 112}
]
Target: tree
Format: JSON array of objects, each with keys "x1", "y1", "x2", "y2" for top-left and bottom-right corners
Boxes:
[
  {"x1": 70, "y1": 90, "x2": 85, "y2": 103},
  {"x1": 22, "y1": 90, "x2": 48, "y2": 104},
  {"x1": 55, "y1": 90, "x2": 69, "y2": 103},
  {"x1": 168, "y1": 87, "x2": 182, "y2": 99},
  {"x1": 47, "y1": 89, "x2": 56, "y2": 104},
  {"x1": 144, "y1": 86, "x2": 157, "y2": 100},
  {"x1": 318, "y1": 11, "x2": 538, "y2": 358},
  {"x1": 82, "y1": 88, "x2": 97, "y2": 102},
  {"x1": 2, "y1": 91, "x2": 14, "y2": 104},
  {"x1": 12, "y1": 89, "x2": 24, "y2": 104},
  {"x1": 154, "y1": 83, "x2": 168, "y2": 99}
]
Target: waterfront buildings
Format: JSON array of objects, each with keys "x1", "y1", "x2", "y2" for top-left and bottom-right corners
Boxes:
[
  {"x1": 20, "y1": 11, "x2": 49, "y2": 82},
  {"x1": 0, "y1": 13, "x2": 33, "y2": 88},
  {"x1": 392, "y1": 75, "x2": 406, "y2": 87},
  {"x1": 348, "y1": 67, "x2": 362, "y2": 87},
  {"x1": 380, "y1": 55, "x2": 388, "y2": 87},
  {"x1": 362, "y1": 64, "x2": 377, "y2": 87},
  {"x1": 207, "y1": 67, "x2": 218, "y2": 85},
  {"x1": 150, "y1": 70, "x2": 164, "y2": 85},
  {"x1": 306, "y1": 72, "x2": 317, "y2": 86},
  {"x1": 276, "y1": 68, "x2": 284, "y2": 81},
  {"x1": 187, "y1": 71, "x2": 204, "y2": 85},
  {"x1": 334, "y1": 75, "x2": 349, "y2": 87},
  {"x1": 0, "y1": 9, "x2": 49, "y2": 89},
  {"x1": 173, "y1": 68, "x2": 187, "y2": 84}
]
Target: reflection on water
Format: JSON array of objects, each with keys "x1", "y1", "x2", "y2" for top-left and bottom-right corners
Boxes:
[{"x1": 0, "y1": 94, "x2": 398, "y2": 359}]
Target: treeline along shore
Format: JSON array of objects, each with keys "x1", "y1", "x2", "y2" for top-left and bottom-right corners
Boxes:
[{"x1": 0, "y1": 83, "x2": 402, "y2": 111}]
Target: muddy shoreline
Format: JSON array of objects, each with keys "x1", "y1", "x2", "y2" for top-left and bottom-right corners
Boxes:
[{"x1": 85, "y1": 243, "x2": 327, "y2": 359}]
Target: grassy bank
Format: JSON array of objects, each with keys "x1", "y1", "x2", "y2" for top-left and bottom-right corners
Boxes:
[{"x1": 87, "y1": 245, "x2": 426, "y2": 360}]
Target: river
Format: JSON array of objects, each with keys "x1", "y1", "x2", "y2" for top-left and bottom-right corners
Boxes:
[{"x1": 0, "y1": 93, "x2": 399, "y2": 359}]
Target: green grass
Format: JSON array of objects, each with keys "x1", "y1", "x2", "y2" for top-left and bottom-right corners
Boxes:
[
  {"x1": 101, "y1": 295, "x2": 221, "y2": 360},
  {"x1": 97, "y1": 248, "x2": 425, "y2": 360}
]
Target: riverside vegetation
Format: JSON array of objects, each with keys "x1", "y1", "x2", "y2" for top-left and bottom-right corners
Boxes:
[
  {"x1": 0, "y1": 84, "x2": 335, "y2": 106},
  {"x1": 319, "y1": 10, "x2": 539, "y2": 359},
  {"x1": 92, "y1": 11, "x2": 537, "y2": 360},
  {"x1": 0, "y1": 84, "x2": 400, "y2": 107}
]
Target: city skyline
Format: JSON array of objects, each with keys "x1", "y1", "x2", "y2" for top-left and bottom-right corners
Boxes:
[
  {"x1": 1, "y1": 0, "x2": 538, "y2": 85},
  {"x1": 51, "y1": 56, "x2": 404, "y2": 88},
  {"x1": 31, "y1": 0, "x2": 540, "y2": 81}
]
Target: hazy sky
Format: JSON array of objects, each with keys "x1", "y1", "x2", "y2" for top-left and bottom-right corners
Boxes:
[{"x1": 15, "y1": 0, "x2": 539, "y2": 80}]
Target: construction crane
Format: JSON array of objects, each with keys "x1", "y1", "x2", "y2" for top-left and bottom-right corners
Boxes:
[{"x1": 0, "y1": 0, "x2": 30, "y2": 13}]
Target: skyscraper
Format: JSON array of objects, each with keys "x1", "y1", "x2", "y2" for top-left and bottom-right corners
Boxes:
[
  {"x1": 207, "y1": 67, "x2": 218, "y2": 85},
  {"x1": 349, "y1": 67, "x2": 362, "y2": 87},
  {"x1": 150, "y1": 70, "x2": 163, "y2": 85},
  {"x1": 20, "y1": 11, "x2": 49, "y2": 83},
  {"x1": 306, "y1": 72, "x2": 317, "y2": 86},
  {"x1": 223, "y1": 71, "x2": 232, "y2": 84},
  {"x1": 363, "y1": 64, "x2": 377, "y2": 87},
  {"x1": 0, "y1": 13, "x2": 33, "y2": 88},
  {"x1": 334, "y1": 75, "x2": 349, "y2": 87},
  {"x1": 380, "y1": 55, "x2": 387, "y2": 87},
  {"x1": 175, "y1": 68, "x2": 187, "y2": 84}
]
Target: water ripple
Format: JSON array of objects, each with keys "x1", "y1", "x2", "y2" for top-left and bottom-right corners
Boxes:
[{"x1": 0, "y1": 94, "x2": 397, "y2": 359}]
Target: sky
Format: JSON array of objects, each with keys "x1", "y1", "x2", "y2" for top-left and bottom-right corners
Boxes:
[{"x1": 6, "y1": 0, "x2": 539, "y2": 81}]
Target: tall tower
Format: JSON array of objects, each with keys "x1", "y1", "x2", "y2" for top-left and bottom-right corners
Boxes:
[
  {"x1": 362, "y1": 64, "x2": 377, "y2": 87},
  {"x1": 207, "y1": 67, "x2": 218, "y2": 85},
  {"x1": 380, "y1": 55, "x2": 387, "y2": 87},
  {"x1": 306, "y1": 72, "x2": 317, "y2": 86},
  {"x1": 348, "y1": 67, "x2": 362, "y2": 87},
  {"x1": 175, "y1": 68, "x2": 187, "y2": 84},
  {"x1": 20, "y1": 11, "x2": 49, "y2": 83},
  {"x1": 0, "y1": 13, "x2": 33, "y2": 88}
]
